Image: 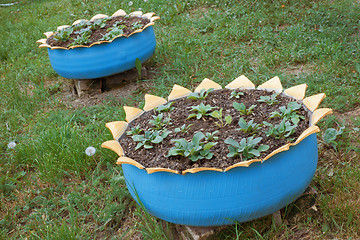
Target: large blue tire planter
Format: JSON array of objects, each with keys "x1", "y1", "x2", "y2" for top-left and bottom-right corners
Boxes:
[
  {"x1": 122, "y1": 133, "x2": 318, "y2": 227},
  {"x1": 46, "y1": 26, "x2": 156, "y2": 79}
]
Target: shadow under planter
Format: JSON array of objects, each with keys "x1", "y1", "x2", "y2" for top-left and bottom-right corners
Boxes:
[{"x1": 72, "y1": 66, "x2": 150, "y2": 96}]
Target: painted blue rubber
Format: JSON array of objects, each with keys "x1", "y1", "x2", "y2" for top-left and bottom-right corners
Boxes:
[
  {"x1": 47, "y1": 26, "x2": 156, "y2": 79},
  {"x1": 122, "y1": 133, "x2": 318, "y2": 227}
]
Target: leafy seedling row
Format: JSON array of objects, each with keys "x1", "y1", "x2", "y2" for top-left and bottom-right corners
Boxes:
[{"x1": 46, "y1": 15, "x2": 150, "y2": 48}]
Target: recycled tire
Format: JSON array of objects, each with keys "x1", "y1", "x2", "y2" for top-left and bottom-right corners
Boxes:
[
  {"x1": 123, "y1": 133, "x2": 318, "y2": 227},
  {"x1": 47, "y1": 26, "x2": 156, "y2": 79}
]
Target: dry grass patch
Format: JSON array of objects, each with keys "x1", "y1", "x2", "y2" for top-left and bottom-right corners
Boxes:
[{"x1": 282, "y1": 64, "x2": 315, "y2": 77}]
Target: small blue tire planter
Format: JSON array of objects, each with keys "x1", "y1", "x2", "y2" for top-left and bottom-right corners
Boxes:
[
  {"x1": 122, "y1": 133, "x2": 318, "y2": 227},
  {"x1": 37, "y1": 10, "x2": 159, "y2": 79},
  {"x1": 46, "y1": 27, "x2": 156, "y2": 79},
  {"x1": 101, "y1": 77, "x2": 333, "y2": 227}
]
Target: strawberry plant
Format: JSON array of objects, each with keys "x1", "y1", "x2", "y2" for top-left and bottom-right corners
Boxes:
[
  {"x1": 204, "y1": 131, "x2": 219, "y2": 141},
  {"x1": 69, "y1": 31, "x2": 91, "y2": 46},
  {"x1": 263, "y1": 119, "x2": 297, "y2": 140},
  {"x1": 233, "y1": 102, "x2": 256, "y2": 115},
  {"x1": 149, "y1": 113, "x2": 171, "y2": 130},
  {"x1": 257, "y1": 93, "x2": 279, "y2": 105},
  {"x1": 74, "y1": 27, "x2": 92, "y2": 36},
  {"x1": 174, "y1": 124, "x2": 193, "y2": 133},
  {"x1": 131, "y1": 21, "x2": 143, "y2": 30},
  {"x1": 90, "y1": 17, "x2": 110, "y2": 29},
  {"x1": 100, "y1": 24, "x2": 127, "y2": 41},
  {"x1": 132, "y1": 129, "x2": 171, "y2": 150},
  {"x1": 187, "y1": 88, "x2": 214, "y2": 100},
  {"x1": 237, "y1": 118, "x2": 262, "y2": 135},
  {"x1": 269, "y1": 102, "x2": 304, "y2": 125},
  {"x1": 225, "y1": 136, "x2": 269, "y2": 160},
  {"x1": 126, "y1": 125, "x2": 143, "y2": 136},
  {"x1": 167, "y1": 132, "x2": 217, "y2": 162},
  {"x1": 156, "y1": 102, "x2": 175, "y2": 113},
  {"x1": 187, "y1": 103, "x2": 215, "y2": 120},
  {"x1": 72, "y1": 20, "x2": 88, "y2": 31},
  {"x1": 53, "y1": 27, "x2": 73, "y2": 42},
  {"x1": 210, "y1": 108, "x2": 233, "y2": 127},
  {"x1": 230, "y1": 90, "x2": 244, "y2": 99}
]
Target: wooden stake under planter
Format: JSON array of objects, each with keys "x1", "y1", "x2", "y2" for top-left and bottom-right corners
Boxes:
[
  {"x1": 73, "y1": 79, "x2": 102, "y2": 96},
  {"x1": 73, "y1": 66, "x2": 148, "y2": 96}
]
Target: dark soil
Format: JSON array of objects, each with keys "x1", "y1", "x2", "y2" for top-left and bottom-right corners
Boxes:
[
  {"x1": 120, "y1": 89, "x2": 311, "y2": 173},
  {"x1": 46, "y1": 16, "x2": 150, "y2": 48}
]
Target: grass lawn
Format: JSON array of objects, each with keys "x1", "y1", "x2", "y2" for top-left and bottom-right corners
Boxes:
[{"x1": 1, "y1": 0, "x2": 360, "y2": 239}]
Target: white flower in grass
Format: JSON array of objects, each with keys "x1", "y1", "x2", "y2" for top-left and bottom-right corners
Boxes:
[
  {"x1": 129, "y1": 1, "x2": 133, "y2": 6},
  {"x1": 144, "y1": 0, "x2": 148, "y2": 2},
  {"x1": 8, "y1": 141, "x2": 16, "y2": 149},
  {"x1": 85, "y1": 146, "x2": 96, "y2": 156}
]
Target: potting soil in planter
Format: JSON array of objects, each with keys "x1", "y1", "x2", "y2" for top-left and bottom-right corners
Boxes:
[{"x1": 121, "y1": 88, "x2": 310, "y2": 173}]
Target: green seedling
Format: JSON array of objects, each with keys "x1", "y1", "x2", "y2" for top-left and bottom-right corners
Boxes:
[
  {"x1": 257, "y1": 93, "x2": 280, "y2": 105},
  {"x1": 53, "y1": 27, "x2": 73, "y2": 42},
  {"x1": 91, "y1": 17, "x2": 110, "y2": 29},
  {"x1": 187, "y1": 103, "x2": 215, "y2": 120},
  {"x1": 237, "y1": 118, "x2": 262, "y2": 135},
  {"x1": 322, "y1": 126, "x2": 345, "y2": 151},
  {"x1": 74, "y1": 27, "x2": 92, "y2": 36},
  {"x1": 131, "y1": 21, "x2": 143, "y2": 30},
  {"x1": 155, "y1": 102, "x2": 175, "y2": 113},
  {"x1": 71, "y1": 20, "x2": 90, "y2": 31},
  {"x1": 233, "y1": 102, "x2": 256, "y2": 115},
  {"x1": 100, "y1": 26, "x2": 125, "y2": 41},
  {"x1": 225, "y1": 136, "x2": 269, "y2": 160},
  {"x1": 269, "y1": 101, "x2": 304, "y2": 125},
  {"x1": 230, "y1": 90, "x2": 244, "y2": 99},
  {"x1": 69, "y1": 31, "x2": 91, "y2": 46},
  {"x1": 135, "y1": 58, "x2": 142, "y2": 79},
  {"x1": 210, "y1": 108, "x2": 232, "y2": 127},
  {"x1": 126, "y1": 125, "x2": 143, "y2": 136},
  {"x1": 167, "y1": 132, "x2": 217, "y2": 162},
  {"x1": 263, "y1": 119, "x2": 297, "y2": 140},
  {"x1": 205, "y1": 130, "x2": 219, "y2": 141},
  {"x1": 174, "y1": 124, "x2": 193, "y2": 133},
  {"x1": 187, "y1": 88, "x2": 214, "y2": 100},
  {"x1": 132, "y1": 129, "x2": 171, "y2": 150},
  {"x1": 149, "y1": 113, "x2": 171, "y2": 130},
  {"x1": 72, "y1": 20, "x2": 88, "y2": 31}
]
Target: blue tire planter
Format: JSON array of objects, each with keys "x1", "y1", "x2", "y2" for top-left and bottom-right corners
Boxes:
[
  {"x1": 122, "y1": 133, "x2": 318, "y2": 227},
  {"x1": 102, "y1": 77, "x2": 333, "y2": 227},
  {"x1": 47, "y1": 26, "x2": 156, "y2": 79},
  {"x1": 37, "y1": 10, "x2": 159, "y2": 79}
]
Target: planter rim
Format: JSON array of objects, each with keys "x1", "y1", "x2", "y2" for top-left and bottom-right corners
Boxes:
[
  {"x1": 102, "y1": 75, "x2": 332, "y2": 175},
  {"x1": 36, "y1": 9, "x2": 159, "y2": 50}
]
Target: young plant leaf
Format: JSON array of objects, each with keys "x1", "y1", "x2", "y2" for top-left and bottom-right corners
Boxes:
[{"x1": 135, "y1": 58, "x2": 142, "y2": 79}]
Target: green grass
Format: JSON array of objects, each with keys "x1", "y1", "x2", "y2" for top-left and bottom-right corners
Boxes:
[{"x1": 1, "y1": 0, "x2": 360, "y2": 238}]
